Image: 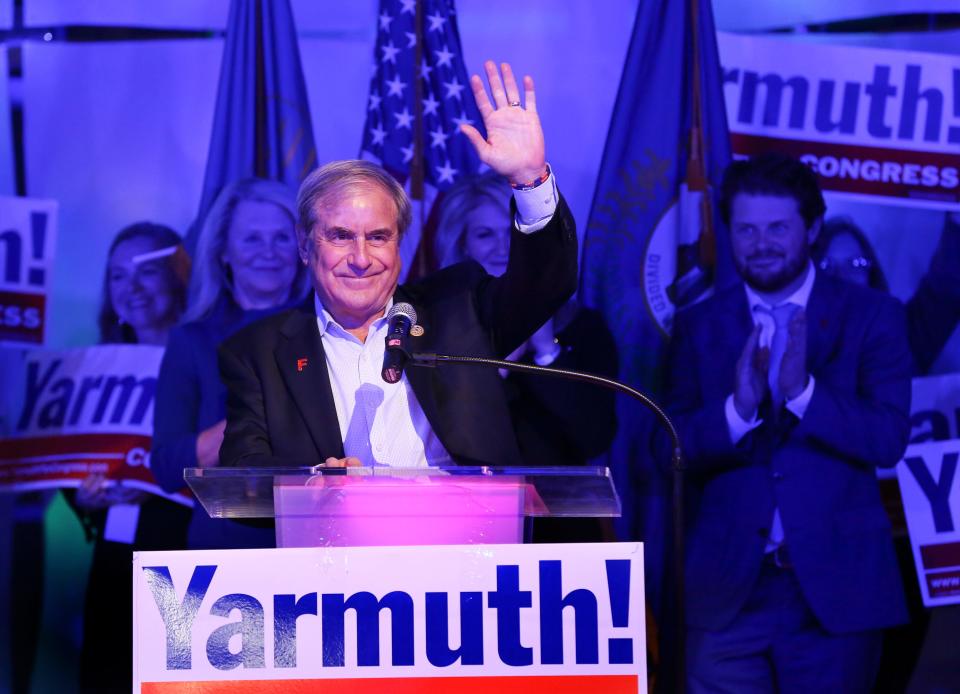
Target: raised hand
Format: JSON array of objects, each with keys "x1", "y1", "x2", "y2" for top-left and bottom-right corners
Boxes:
[
  {"x1": 460, "y1": 61, "x2": 547, "y2": 186},
  {"x1": 733, "y1": 325, "x2": 769, "y2": 420}
]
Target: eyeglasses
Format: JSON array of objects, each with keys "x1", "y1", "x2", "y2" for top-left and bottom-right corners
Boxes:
[
  {"x1": 317, "y1": 229, "x2": 398, "y2": 249},
  {"x1": 818, "y1": 256, "x2": 872, "y2": 273}
]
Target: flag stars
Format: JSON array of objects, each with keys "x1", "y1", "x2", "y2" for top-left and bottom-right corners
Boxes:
[
  {"x1": 370, "y1": 124, "x2": 387, "y2": 146},
  {"x1": 434, "y1": 45, "x2": 454, "y2": 68},
  {"x1": 405, "y1": 31, "x2": 417, "y2": 49},
  {"x1": 444, "y1": 77, "x2": 464, "y2": 100},
  {"x1": 368, "y1": 93, "x2": 382, "y2": 111},
  {"x1": 394, "y1": 108, "x2": 413, "y2": 129},
  {"x1": 436, "y1": 160, "x2": 457, "y2": 184},
  {"x1": 401, "y1": 144, "x2": 414, "y2": 164},
  {"x1": 427, "y1": 12, "x2": 446, "y2": 32},
  {"x1": 400, "y1": 0, "x2": 416, "y2": 14},
  {"x1": 379, "y1": 11, "x2": 393, "y2": 31},
  {"x1": 430, "y1": 125, "x2": 449, "y2": 149},
  {"x1": 381, "y1": 41, "x2": 400, "y2": 64},
  {"x1": 452, "y1": 112, "x2": 474, "y2": 129},
  {"x1": 386, "y1": 74, "x2": 407, "y2": 97},
  {"x1": 422, "y1": 93, "x2": 440, "y2": 116},
  {"x1": 420, "y1": 59, "x2": 434, "y2": 81}
]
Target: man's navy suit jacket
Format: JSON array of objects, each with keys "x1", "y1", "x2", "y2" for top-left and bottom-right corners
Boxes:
[
  {"x1": 665, "y1": 272, "x2": 910, "y2": 634},
  {"x1": 217, "y1": 196, "x2": 579, "y2": 470}
]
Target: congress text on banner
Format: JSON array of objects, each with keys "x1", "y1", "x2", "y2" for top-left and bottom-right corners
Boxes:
[
  {"x1": 0, "y1": 196, "x2": 58, "y2": 345},
  {"x1": 133, "y1": 543, "x2": 646, "y2": 692},
  {"x1": 718, "y1": 33, "x2": 960, "y2": 208}
]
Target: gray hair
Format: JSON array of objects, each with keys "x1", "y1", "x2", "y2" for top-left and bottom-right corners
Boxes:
[
  {"x1": 434, "y1": 171, "x2": 513, "y2": 268},
  {"x1": 184, "y1": 178, "x2": 310, "y2": 322},
  {"x1": 296, "y1": 159, "x2": 412, "y2": 239}
]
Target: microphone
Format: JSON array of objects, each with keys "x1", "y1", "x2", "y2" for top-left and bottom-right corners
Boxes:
[{"x1": 381, "y1": 302, "x2": 418, "y2": 384}]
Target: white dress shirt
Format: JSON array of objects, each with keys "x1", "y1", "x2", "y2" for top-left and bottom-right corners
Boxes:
[
  {"x1": 316, "y1": 172, "x2": 560, "y2": 467},
  {"x1": 723, "y1": 261, "x2": 817, "y2": 550}
]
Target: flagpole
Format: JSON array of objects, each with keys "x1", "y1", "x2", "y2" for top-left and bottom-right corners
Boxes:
[{"x1": 412, "y1": 0, "x2": 427, "y2": 278}]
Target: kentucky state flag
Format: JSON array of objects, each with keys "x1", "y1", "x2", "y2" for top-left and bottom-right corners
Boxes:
[
  {"x1": 579, "y1": 0, "x2": 732, "y2": 604},
  {"x1": 191, "y1": 0, "x2": 317, "y2": 249}
]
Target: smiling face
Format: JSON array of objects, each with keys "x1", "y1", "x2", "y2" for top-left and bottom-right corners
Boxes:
[
  {"x1": 730, "y1": 193, "x2": 819, "y2": 295},
  {"x1": 301, "y1": 184, "x2": 401, "y2": 335},
  {"x1": 463, "y1": 197, "x2": 512, "y2": 277},
  {"x1": 108, "y1": 235, "x2": 179, "y2": 341},
  {"x1": 222, "y1": 199, "x2": 298, "y2": 309}
]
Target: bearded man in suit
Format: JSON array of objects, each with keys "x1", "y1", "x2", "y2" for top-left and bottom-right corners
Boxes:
[{"x1": 666, "y1": 153, "x2": 910, "y2": 693}]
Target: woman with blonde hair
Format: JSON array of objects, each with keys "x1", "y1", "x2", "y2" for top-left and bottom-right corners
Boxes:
[
  {"x1": 434, "y1": 172, "x2": 618, "y2": 541},
  {"x1": 152, "y1": 178, "x2": 309, "y2": 549}
]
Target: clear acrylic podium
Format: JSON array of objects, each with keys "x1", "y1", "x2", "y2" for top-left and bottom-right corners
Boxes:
[{"x1": 184, "y1": 466, "x2": 620, "y2": 547}]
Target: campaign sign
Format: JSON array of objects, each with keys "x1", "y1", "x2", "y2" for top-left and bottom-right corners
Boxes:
[
  {"x1": 134, "y1": 543, "x2": 646, "y2": 692},
  {"x1": 0, "y1": 344, "x2": 188, "y2": 503},
  {"x1": 911, "y1": 372, "x2": 960, "y2": 443},
  {"x1": 718, "y1": 33, "x2": 960, "y2": 209},
  {"x1": 0, "y1": 195, "x2": 58, "y2": 344},
  {"x1": 897, "y1": 439, "x2": 960, "y2": 606}
]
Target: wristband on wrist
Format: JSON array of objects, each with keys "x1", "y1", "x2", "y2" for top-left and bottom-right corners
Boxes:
[{"x1": 510, "y1": 163, "x2": 551, "y2": 191}]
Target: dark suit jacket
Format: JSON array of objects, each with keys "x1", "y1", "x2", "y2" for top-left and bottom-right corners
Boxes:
[
  {"x1": 665, "y1": 272, "x2": 910, "y2": 634},
  {"x1": 218, "y1": 196, "x2": 578, "y2": 470}
]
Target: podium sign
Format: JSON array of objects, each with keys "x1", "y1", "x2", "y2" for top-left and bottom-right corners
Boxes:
[{"x1": 134, "y1": 543, "x2": 646, "y2": 692}]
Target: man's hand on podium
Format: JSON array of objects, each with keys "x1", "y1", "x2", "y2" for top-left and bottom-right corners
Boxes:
[{"x1": 322, "y1": 456, "x2": 363, "y2": 468}]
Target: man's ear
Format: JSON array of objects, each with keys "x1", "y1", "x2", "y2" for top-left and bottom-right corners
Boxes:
[
  {"x1": 296, "y1": 224, "x2": 309, "y2": 264},
  {"x1": 807, "y1": 217, "x2": 822, "y2": 246}
]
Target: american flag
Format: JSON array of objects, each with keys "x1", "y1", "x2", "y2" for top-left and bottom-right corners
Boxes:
[{"x1": 360, "y1": 0, "x2": 485, "y2": 279}]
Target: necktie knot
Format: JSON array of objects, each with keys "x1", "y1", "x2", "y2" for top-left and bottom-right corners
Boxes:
[{"x1": 755, "y1": 302, "x2": 799, "y2": 410}]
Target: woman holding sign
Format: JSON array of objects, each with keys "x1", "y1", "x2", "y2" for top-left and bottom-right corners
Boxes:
[
  {"x1": 152, "y1": 179, "x2": 310, "y2": 550},
  {"x1": 71, "y1": 221, "x2": 191, "y2": 693}
]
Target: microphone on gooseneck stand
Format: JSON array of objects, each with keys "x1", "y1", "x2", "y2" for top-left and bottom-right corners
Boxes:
[{"x1": 381, "y1": 302, "x2": 418, "y2": 384}]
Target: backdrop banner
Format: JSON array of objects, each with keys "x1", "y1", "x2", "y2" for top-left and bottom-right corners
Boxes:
[
  {"x1": 719, "y1": 32, "x2": 960, "y2": 210},
  {"x1": 134, "y1": 543, "x2": 647, "y2": 692},
  {"x1": 0, "y1": 196, "x2": 58, "y2": 345}
]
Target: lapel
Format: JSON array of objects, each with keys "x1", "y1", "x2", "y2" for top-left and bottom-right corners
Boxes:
[
  {"x1": 707, "y1": 284, "x2": 754, "y2": 367},
  {"x1": 273, "y1": 295, "x2": 345, "y2": 459},
  {"x1": 392, "y1": 284, "x2": 445, "y2": 437},
  {"x1": 804, "y1": 272, "x2": 842, "y2": 374}
]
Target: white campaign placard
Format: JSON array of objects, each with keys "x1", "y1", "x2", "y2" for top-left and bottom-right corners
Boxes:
[
  {"x1": 0, "y1": 344, "x2": 190, "y2": 503},
  {"x1": 897, "y1": 439, "x2": 960, "y2": 607},
  {"x1": 911, "y1": 373, "x2": 960, "y2": 443},
  {"x1": 0, "y1": 196, "x2": 58, "y2": 344},
  {"x1": 718, "y1": 33, "x2": 960, "y2": 209},
  {"x1": 134, "y1": 543, "x2": 646, "y2": 693}
]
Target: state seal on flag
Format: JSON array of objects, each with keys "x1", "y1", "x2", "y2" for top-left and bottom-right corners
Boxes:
[{"x1": 642, "y1": 183, "x2": 715, "y2": 337}]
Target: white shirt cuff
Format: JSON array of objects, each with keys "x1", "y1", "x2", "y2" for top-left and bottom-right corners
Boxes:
[
  {"x1": 513, "y1": 170, "x2": 559, "y2": 233},
  {"x1": 785, "y1": 375, "x2": 815, "y2": 419},
  {"x1": 725, "y1": 393, "x2": 762, "y2": 445}
]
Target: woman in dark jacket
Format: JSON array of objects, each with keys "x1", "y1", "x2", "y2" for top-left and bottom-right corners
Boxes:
[
  {"x1": 435, "y1": 172, "x2": 618, "y2": 541},
  {"x1": 151, "y1": 179, "x2": 310, "y2": 550}
]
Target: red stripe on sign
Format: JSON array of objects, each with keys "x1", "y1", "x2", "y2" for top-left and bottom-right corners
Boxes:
[
  {"x1": 926, "y1": 569, "x2": 960, "y2": 599},
  {"x1": 0, "y1": 290, "x2": 46, "y2": 344},
  {"x1": 920, "y1": 541, "x2": 960, "y2": 570},
  {"x1": 731, "y1": 133, "x2": 960, "y2": 203},
  {"x1": 0, "y1": 433, "x2": 152, "y2": 458},
  {"x1": 142, "y1": 674, "x2": 640, "y2": 694}
]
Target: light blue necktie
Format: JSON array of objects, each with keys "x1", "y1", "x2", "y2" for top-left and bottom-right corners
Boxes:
[
  {"x1": 755, "y1": 302, "x2": 799, "y2": 551},
  {"x1": 761, "y1": 302, "x2": 800, "y2": 413}
]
